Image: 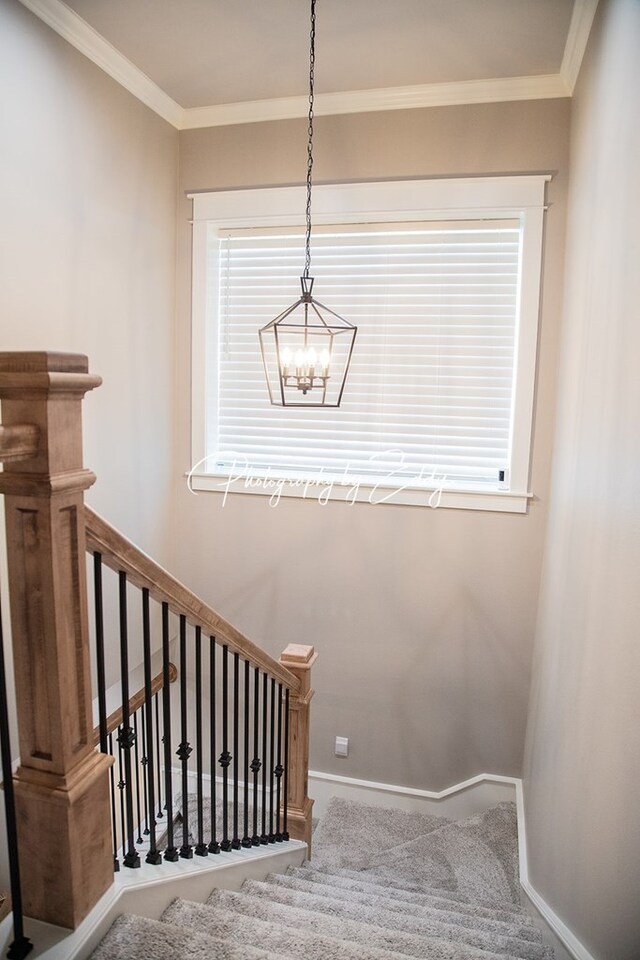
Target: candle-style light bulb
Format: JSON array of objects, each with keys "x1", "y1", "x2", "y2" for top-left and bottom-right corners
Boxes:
[
  {"x1": 307, "y1": 347, "x2": 317, "y2": 378},
  {"x1": 320, "y1": 348, "x2": 331, "y2": 375},
  {"x1": 295, "y1": 349, "x2": 305, "y2": 375},
  {"x1": 280, "y1": 346, "x2": 292, "y2": 377}
]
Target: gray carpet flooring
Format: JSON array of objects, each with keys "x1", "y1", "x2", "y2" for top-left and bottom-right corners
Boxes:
[{"x1": 91, "y1": 797, "x2": 553, "y2": 960}]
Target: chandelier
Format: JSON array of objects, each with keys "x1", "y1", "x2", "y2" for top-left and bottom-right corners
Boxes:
[{"x1": 259, "y1": 0, "x2": 357, "y2": 407}]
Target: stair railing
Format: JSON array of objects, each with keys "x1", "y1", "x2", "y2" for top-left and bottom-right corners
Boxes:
[
  {"x1": 0, "y1": 351, "x2": 316, "y2": 936},
  {"x1": 85, "y1": 508, "x2": 313, "y2": 869}
]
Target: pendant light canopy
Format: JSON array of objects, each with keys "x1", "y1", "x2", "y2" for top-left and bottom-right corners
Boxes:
[{"x1": 259, "y1": 0, "x2": 357, "y2": 407}]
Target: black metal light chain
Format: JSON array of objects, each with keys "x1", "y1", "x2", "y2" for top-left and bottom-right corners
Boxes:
[{"x1": 303, "y1": 0, "x2": 316, "y2": 279}]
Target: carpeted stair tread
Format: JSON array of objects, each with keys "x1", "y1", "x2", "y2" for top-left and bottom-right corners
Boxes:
[
  {"x1": 361, "y1": 804, "x2": 520, "y2": 906},
  {"x1": 302, "y1": 866, "x2": 528, "y2": 917},
  {"x1": 161, "y1": 897, "x2": 457, "y2": 960},
  {"x1": 89, "y1": 913, "x2": 285, "y2": 960},
  {"x1": 91, "y1": 799, "x2": 553, "y2": 960},
  {"x1": 289, "y1": 866, "x2": 532, "y2": 924},
  {"x1": 238, "y1": 879, "x2": 548, "y2": 960},
  {"x1": 264, "y1": 873, "x2": 541, "y2": 942},
  {"x1": 204, "y1": 888, "x2": 550, "y2": 960},
  {"x1": 304, "y1": 864, "x2": 469, "y2": 900},
  {"x1": 310, "y1": 796, "x2": 450, "y2": 870}
]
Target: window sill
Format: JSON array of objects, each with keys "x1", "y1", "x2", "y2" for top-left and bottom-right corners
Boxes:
[{"x1": 187, "y1": 472, "x2": 533, "y2": 514}]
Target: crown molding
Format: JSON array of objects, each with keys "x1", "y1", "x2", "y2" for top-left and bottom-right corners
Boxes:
[
  {"x1": 19, "y1": 0, "x2": 584, "y2": 131},
  {"x1": 180, "y1": 74, "x2": 569, "y2": 129},
  {"x1": 17, "y1": 0, "x2": 183, "y2": 127},
  {"x1": 561, "y1": 0, "x2": 600, "y2": 93}
]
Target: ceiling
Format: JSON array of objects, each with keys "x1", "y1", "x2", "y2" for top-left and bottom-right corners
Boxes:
[
  {"x1": 19, "y1": 0, "x2": 599, "y2": 128},
  {"x1": 62, "y1": 0, "x2": 575, "y2": 108}
]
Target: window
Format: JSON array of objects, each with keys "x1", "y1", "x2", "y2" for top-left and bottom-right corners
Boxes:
[{"x1": 190, "y1": 177, "x2": 547, "y2": 512}]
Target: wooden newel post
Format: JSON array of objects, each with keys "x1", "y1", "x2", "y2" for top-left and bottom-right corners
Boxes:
[
  {"x1": 279, "y1": 643, "x2": 317, "y2": 855},
  {"x1": 0, "y1": 352, "x2": 114, "y2": 929}
]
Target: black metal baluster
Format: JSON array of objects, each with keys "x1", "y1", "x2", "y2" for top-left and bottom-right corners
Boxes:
[
  {"x1": 260, "y1": 671, "x2": 268, "y2": 844},
  {"x1": 269, "y1": 676, "x2": 276, "y2": 842},
  {"x1": 95, "y1": 553, "x2": 120, "y2": 866},
  {"x1": 155, "y1": 692, "x2": 163, "y2": 819},
  {"x1": 194, "y1": 627, "x2": 208, "y2": 856},
  {"x1": 142, "y1": 588, "x2": 161, "y2": 864},
  {"x1": 108, "y1": 732, "x2": 120, "y2": 871},
  {"x1": 178, "y1": 615, "x2": 193, "y2": 859},
  {"x1": 93, "y1": 552, "x2": 108, "y2": 755},
  {"x1": 220, "y1": 645, "x2": 231, "y2": 852},
  {"x1": 153, "y1": 692, "x2": 167, "y2": 820},
  {"x1": 232, "y1": 651, "x2": 241, "y2": 850},
  {"x1": 275, "y1": 682, "x2": 284, "y2": 841},
  {"x1": 251, "y1": 666, "x2": 261, "y2": 845},
  {"x1": 117, "y1": 733, "x2": 126, "y2": 864},
  {"x1": 208, "y1": 637, "x2": 220, "y2": 854},
  {"x1": 283, "y1": 687, "x2": 290, "y2": 841},
  {"x1": 242, "y1": 659, "x2": 251, "y2": 847},
  {"x1": 162, "y1": 601, "x2": 178, "y2": 862},
  {"x1": 118, "y1": 571, "x2": 140, "y2": 868},
  {"x1": 133, "y1": 711, "x2": 143, "y2": 843},
  {"x1": 0, "y1": 592, "x2": 33, "y2": 960},
  {"x1": 140, "y1": 702, "x2": 150, "y2": 837}
]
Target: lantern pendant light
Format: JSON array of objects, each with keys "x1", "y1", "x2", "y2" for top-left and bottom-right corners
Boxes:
[{"x1": 259, "y1": 0, "x2": 357, "y2": 407}]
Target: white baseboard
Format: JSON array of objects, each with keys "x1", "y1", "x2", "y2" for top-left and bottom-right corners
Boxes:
[
  {"x1": 309, "y1": 769, "x2": 594, "y2": 960},
  {"x1": 309, "y1": 769, "x2": 517, "y2": 820},
  {"x1": 514, "y1": 782, "x2": 597, "y2": 960}
]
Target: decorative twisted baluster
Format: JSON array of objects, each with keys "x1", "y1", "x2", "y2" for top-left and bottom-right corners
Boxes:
[
  {"x1": 118, "y1": 572, "x2": 140, "y2": 869},
  {"x1": 261, "y1": 670, "x2": 268, "y2": 844},
  {"x1": 242, "y1": 658, "x2": 252, "y2": 848},
  {"x1": 142, "y1": 588, "x2": 162, "y2": 864}
]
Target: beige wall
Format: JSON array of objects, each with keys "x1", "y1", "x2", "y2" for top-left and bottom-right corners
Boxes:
[
  {"x1": 0, "y1": 0, "x2": 178, "y2": 562},
  {"x1": 175, "y1": 98, "x2": 570, "y2": 789},
  {"x1": 523, "y1": 1, "x2": 640, "y2": 957}
]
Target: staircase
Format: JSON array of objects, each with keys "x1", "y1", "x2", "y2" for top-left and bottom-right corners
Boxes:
[
  {"x1": 0, "y1": 355, "x2": 552, "y2": 960},
  {"x1": 90, "y1": 798, "x2": 553, "y2": 960}
]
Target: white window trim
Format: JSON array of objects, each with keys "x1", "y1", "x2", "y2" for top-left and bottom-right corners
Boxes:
[{"x1": 189, "y1": 176, "x2": 549, "y2": 513}]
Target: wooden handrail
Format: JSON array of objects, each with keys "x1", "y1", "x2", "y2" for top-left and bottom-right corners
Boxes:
[
  {"x1": 84, "y1": 506, "x2": 300, "y2": 693},
  {"x1": 0, "y1": 424, "x2": 39, "y2": 463},
  {"x1": 92, "y1": 662, "x2": 178, "y2": 747}
]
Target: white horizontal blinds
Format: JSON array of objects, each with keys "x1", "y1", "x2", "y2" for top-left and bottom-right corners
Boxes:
[{"x1": 209, "y1": 220, "x2": 521, "y2": 484}]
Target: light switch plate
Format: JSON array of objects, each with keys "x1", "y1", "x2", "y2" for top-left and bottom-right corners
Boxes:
[{"x1": 335, "y1": 736, "x2": 349, "y2": 757}]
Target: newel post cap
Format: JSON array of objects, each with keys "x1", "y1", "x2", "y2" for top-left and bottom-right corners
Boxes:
[
  {"x1": 280, "y1": 644, "x2": 317, "y2": 670},
  {"x1": 0, "y1": 351, "x2": 102, "y2": 398}
]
